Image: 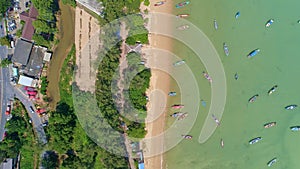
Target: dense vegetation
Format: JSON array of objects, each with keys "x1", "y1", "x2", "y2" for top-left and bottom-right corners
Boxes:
[
  {"x1": 43, "y1": 44, "x2": 129, "y2": 168},
  {"x1": 0, "y1": 100, "x2": 42, "y2": 168},
  {"x1": 40, "y1": 76, "x2": 49, "y2": 95},
  {"x1": 0, "y1": 0, "x2": 11, "y2": 19},
  {"x1": 61, "y1": 0, "x2": 76, "y2": 7},
  {"x1": 31, "y1": 0, "x2": 59, "y2": 47},
  {"x1": 0, "y1": 35, "x2": 10, "y2": 46},
  {"x1": 125, "y1": 14, "x2": 148, "y2": 45},
  {"x1": 99, "y1": 0, "x2": 147, "y2": 24},
  {"x1": 0, "y1": 58, "x2": 12, "y2": 67}
]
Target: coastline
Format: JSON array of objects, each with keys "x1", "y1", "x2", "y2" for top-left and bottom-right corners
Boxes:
[{"x1": 142, "y1": 1, "x2": 174, "y2": 169}]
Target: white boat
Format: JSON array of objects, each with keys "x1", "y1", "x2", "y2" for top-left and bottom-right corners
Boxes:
[
  {"x1": 223, "y1": 43, "x2": 229, "y2": 56},
  {"x1": 177, "y1": 25, "x2": 189, "y2": 30},
  {"x1": 214, "y1": 19, "x2": 218, "y2": 30},
  {"x1": 265, "y1": 19, "x2": 274, "y2": 28}
]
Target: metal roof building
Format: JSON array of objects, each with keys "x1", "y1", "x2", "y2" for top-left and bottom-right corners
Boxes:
[
  {"x1": 12, "y1": 39, "x2": 33, "y2": 66},
  {"x1": 18, "y1": 75, "x2": 36, "y2": 87}
]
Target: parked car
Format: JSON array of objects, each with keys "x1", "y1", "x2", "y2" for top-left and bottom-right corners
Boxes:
[{"x1": 29, "y1": 106, "x2": 35, "y2": 113}]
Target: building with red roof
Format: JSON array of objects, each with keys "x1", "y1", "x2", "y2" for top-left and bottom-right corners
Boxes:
[{"x1": 19, "y1": 4, "x2": 39, "y2": 41}]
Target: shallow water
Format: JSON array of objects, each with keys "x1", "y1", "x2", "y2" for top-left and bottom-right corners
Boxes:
[
  {"x1": 47, "y1": 1, "x2": 74, "y2": 109},
  {"x1": 164, "y1": 0, "x2": 300, "y2": 168}
]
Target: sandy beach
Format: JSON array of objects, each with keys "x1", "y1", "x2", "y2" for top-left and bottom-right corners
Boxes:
[{"x1": 142, "y1": 1, "x2": 174, "y2": 169}]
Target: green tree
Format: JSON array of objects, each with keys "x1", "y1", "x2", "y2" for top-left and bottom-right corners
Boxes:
[
  {"x1": 0, "y1": 0, "x2": 11, "y2": 18},
  {"x1": 0, "y1": 58, "x2": 12, "y2": 67},
  {"x1": 0, "y1": 36, "x2": 10, "y2": 46},
  {"x1": 41, "y1": 151, "x2": 59, "y2": 169}
]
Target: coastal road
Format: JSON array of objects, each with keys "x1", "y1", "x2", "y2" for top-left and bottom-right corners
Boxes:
[
  {"x1": 148, "y1": 13, "x2": 227, "y2": 143},
  {"x1": 0, "y1": 46, "x2": 47, "y2": 144}
]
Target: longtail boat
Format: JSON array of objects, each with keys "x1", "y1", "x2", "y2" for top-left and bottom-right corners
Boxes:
[
  {"x1": 171, "y1": 104, "x2": 184, "y2": 109},
  {"x1": 212, "y1": 114, "x2": 220, "y2": 126},
  {"x1": 264, "y1": 122, "x2": 276, "y2": 128},
  {"x1": 176, "y1": 14, "x2": 189, "y2": 18},
  {"x1": 182, "y1": 135, "x2": 192, "y2": 139},
  {"x1": 175, "y1": 1, "x2": 190, "y2": 8},
  {"x1": 268, "y1": 85, "x2": 278, "y2": 95},
  {"x1": 247, "y1": 48, "x2": 260, "y2": 58},
  {"x1": 223, "y1": 42, "x2": 229, "y2": 56},
  {"x1": 178, "y1": 113, "x2": 188, "y2": 120},
  {"x1": 248, "y1": 94, "x2": 259, "y2": 103},
  {"x1": 203, "y1": 71, "x2": 212, "y2": 83},
  {"x1": 154, "y1": 1, "x2": 165, "y2": 6}
]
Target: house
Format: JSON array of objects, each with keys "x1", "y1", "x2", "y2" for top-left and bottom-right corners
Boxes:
[
  {"x1": 12, "y1": 38, "x2": 33, "y2": 66},
  {"x1": 23, "y1": 46, "x2": 46, "y2": 78},
  {"x1": 19, "y1": 4, "x2": 38, "y2": 41}
]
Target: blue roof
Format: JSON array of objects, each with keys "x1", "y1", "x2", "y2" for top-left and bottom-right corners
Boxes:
[{"x1": 138, "y1": 163, "x2": 145, "y2": 169}]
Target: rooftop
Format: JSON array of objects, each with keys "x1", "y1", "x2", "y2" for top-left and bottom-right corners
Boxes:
[
  {"x1": 18, "y1": 75, "x2": 36, "y2": 87},
  {"x1": 12, "y1": 38, "x2": 33, "y2": 65},
  {"x1": 76, "y1": 0, "x2": 104, "y2": 16},
  {"x1": 19, "y1": 4, "x2": 38, "y2": 40},
  {"x1": 24, "y1": 46, "x2": 46, "y2": 78}
]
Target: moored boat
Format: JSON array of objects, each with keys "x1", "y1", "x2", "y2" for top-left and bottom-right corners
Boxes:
[
  {"x1": 178, "y1": 113, "x2": 188, "y2": 120},
  {"x1": 290, "y1": 126, "x2": 300, "y2": 131},
  {"x1": 265, "y1": 19, "x2": 274, "y2": 28},
  {"x1": 212, "y1": 114, "x2": 220, "y2": 126},
  {"x1": 234, "y1": 73, "x2": 239, "y2": 80},
  {"x1": 264, "y1": 122, "x2": 276, "y2": 128},
  {"x1": 248, "y1": 94, "x2": 259, "y2": 103},
  {"x1": 249, "y1": 137, "x2": 262, "y2": 145},
  {"x1": 285, "y1": 104, "x2": 297, "y2": 110},
  {"x1": 203, "y1": 71, "x2": 212, "y2": 83},
  {"x1": 172, "y1": 104, "x2": 184, "y2": 109},
  {"x1": 267, "y1": 157, "x2": 277, "y2": 167},
  {"x1": 170, "y1": 112, "x2": 184, "y2": 118},
  {"x1": 220, "y1": 139, "x2": 224, "y2": 148},
  {"x1": 235, "y1": 11, "x2": 240, "y2": 19},
  {"x1": 182, "y1": 135, "x2": 192, "y2": 139},
  {"x1": 168, "y1": 92, "x2": 177, "y2": 96},
  {"x1": 177, "y1": 24, "x2": 189, "y2": 30},
  {"x1": 223, "y1": 43, "x2": 229, "y2": 56},
  {"x1": 176, "y1": 14, "x2": 189, "y2": 18},
  {"x1": 154, "y1": 1, "x2": 165, "y2": 6},
  {"x1": 214, "y1": 19, "x2": 218, "y2": 30},
  {"x1": 173, "y1": 60, "x2": 185, "y2": 66},
  {"x1": 175, "y1": 1, "x2": 190, "y2": 8},
  {"x1": 247, "y1": 48, "x2": 260, "y2": 58},
  {"x1": 268, "y1": 85, "x2": 278, "y2": 95}
]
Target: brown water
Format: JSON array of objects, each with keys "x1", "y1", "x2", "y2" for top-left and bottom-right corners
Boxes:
[{"x1": 47, "y1": 1, "x2": 75, "y2": 109}]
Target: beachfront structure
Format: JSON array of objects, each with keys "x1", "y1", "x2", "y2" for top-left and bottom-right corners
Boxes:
[
  {"x1": 18, "y1": 75, "x2": 37, "y2": 87},
  {"x1": 76, "y1": 0, "x2": 104, "y2": 16},
  {"x1": 12, "y1": 38, "x2": 34, "y2": 66}
]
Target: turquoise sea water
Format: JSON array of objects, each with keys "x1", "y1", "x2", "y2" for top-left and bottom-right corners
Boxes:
[{"x1": 164, "y1": 0, "x2": 300, "y2": 168}]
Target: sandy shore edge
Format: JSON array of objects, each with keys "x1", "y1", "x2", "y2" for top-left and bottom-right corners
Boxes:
[{"x1": 141, "y1": 1, "x2": 174, "y2": 169}]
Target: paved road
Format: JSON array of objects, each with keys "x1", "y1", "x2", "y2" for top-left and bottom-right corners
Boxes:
[
  {"x1": 0, "y1": 19, "x2": 6, "y2": 38},
  {"x1": 0, "y1": 46, "x2": 47, "y2": 144}
]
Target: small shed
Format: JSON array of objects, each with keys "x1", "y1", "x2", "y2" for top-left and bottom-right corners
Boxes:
[
  {"x1": 43, "y1": 52, "x2": 52, "y2": 62},
  {"x1": 18, "y1": 75, "x2": 36, "y2": 87}
]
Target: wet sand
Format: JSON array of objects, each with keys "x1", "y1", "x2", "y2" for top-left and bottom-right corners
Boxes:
[{"x1": 142, "y1": 1, "x2": 174, "y2": 169}]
